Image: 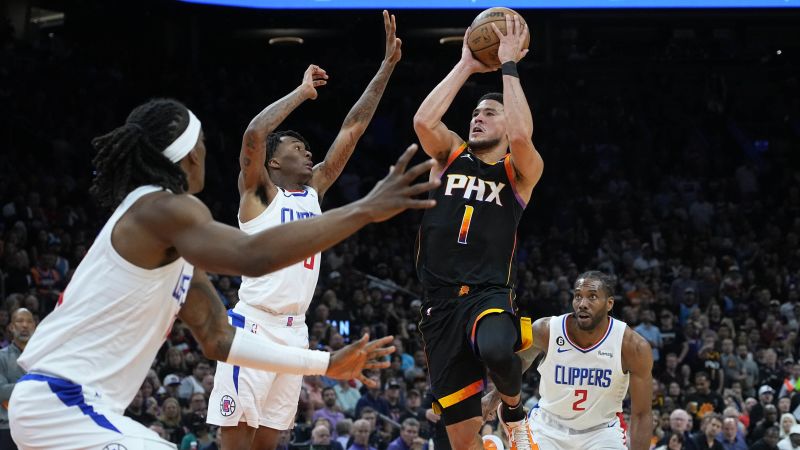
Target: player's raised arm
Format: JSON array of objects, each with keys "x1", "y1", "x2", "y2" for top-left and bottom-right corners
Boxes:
[
  {"x1": 154, "y1": 144, "x2": 438, "y2": 277},
  {"x1": 492, "y1": 14, "x2": 543, "y2": 196},
  {"x1": 238, "y1": 64, "x2": 327, "y2": 195},
  {"x1": 413, "y1": 27, "x2": 496, "y2": 168},
  {"x1": 310, "y1": 10, "x2": 401, "y2": 197},
  {"x1": 623, "y1": 327, "x2": 654, "y2": 450},
  {"x1": 180, "y1": 270, "x2": 393, "y2": 386}
]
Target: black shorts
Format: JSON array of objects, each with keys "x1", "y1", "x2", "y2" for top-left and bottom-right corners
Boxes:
[{"x1": 418, "y1": 285, "x2": 531, "y2": 425}]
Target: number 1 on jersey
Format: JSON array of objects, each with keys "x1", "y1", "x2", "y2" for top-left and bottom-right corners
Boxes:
[
  {"x1": 572, "y1": 389, "x2": 588, "y2": 411},
  {"x1": 458, "y1": 205, "x2": 474, "y2": 244},
  {"x1": 304, "y1": 255, "x2": 315, "y2": 270}
]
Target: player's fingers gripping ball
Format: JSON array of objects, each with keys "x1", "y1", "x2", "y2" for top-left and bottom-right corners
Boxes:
[{"x1": 467, "y1": 7, "x2": 530, "y2": 67}]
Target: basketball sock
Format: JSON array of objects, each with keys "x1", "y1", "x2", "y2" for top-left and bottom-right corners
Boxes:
[{"x1": 501, "y1": 399, "x2": 526, "y2": 423}]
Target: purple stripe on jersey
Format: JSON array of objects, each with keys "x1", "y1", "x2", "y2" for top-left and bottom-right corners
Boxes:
[
  {"x1": 228, "y1": 310, "x2": 246, "y2": 393},
  {"x1": 19, "y1": 373, "x2": 121, "y2": 433}
]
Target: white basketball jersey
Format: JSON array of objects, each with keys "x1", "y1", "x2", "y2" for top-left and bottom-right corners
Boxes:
[
  {"x1": 237, "y1": 186, "x2": 322, "y2": 317},
  {"x1": 536, "y1": 314, "x2": 630, "y2": 430},
  {"x1": 18, "y1": 185, "x2": 194, "y2": 414}
]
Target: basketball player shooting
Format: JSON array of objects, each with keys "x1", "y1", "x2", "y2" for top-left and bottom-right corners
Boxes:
[
  {"x1": 413, "y1": 12, "x2": 543, "y2": 450},
  {"x1": 8, "y1": 95, "x2": 438, "y2": 450},
  {"x1": 483, "y1": 271, "x2": 654, "y2": 450},
  {"x1": 207, "y1": 10, "x2": 402, "y2": 450}
]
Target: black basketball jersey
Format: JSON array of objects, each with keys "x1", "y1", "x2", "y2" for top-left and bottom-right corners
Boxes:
[{"x1": 416, "y1": 143, "x2": 526, "y2": 290}]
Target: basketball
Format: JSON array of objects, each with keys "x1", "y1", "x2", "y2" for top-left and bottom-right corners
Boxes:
[{"x1": 467, "y1": 7, "x2": 530, "y2": 67}]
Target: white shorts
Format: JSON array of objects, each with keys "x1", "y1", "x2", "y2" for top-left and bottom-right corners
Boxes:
[
  {"x1": 206, "y1": 309, "x2": 308, "y2": 430},
  {"x1": 9, "y1": 374, "x2": 175, "y2": 450},
  {"x1": 528, "y1": 407, "x2": 628, "y2": 450}
]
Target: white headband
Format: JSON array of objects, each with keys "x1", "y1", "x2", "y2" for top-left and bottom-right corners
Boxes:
[{"x1": 162, "y1": 109, "x2": 201, "y2": 163}]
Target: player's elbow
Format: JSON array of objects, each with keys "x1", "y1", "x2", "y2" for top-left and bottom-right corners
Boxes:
[
  {"x1": 507, "y1": 129, "x2": 533, "y2": 147},
  {"x1": 198, "y1": 325, "x2": 234, "y2": 362},
  {"x1": 413, "y1": 112, "x2": 436, "y2": 133}
]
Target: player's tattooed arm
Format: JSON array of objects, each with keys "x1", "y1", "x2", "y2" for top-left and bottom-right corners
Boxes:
[
  {"x1": 239, "y1": 64, "x2": 327, "y2": 193},
  {"x1": 180, "y1": 270, "x2": 236, "y2": 361},
  {"x1": 623, "y1": 327, "x2": 654, "y2": 450},
  {"x1": 310, "y1": 10, "x2": 401, "y2": 197}
]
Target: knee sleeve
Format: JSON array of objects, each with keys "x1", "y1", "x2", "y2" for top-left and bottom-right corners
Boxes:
[{"x1": 475, "y1": 313, "x2": 522, "y2": 396}]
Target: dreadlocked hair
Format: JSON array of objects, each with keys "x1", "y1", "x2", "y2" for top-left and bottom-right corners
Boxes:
[
  {"x1": 90, "y1": 98, "x2": 191, "y2": 208},
  {"x1": 265, "y1": 130, "x2": 311, "y2": 163}
]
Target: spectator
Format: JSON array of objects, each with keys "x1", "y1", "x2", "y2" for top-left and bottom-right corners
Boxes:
[
  {"x1": 782, "y1": 414, "x2": 799, "y2": 439},
  {"x1": 334, "y1": 379, "x2": 361, "y2": 418},
  {"x1": 313, "y1": 386, "x2": 346, "y2": 435},
  {"x1": 752, "y1": 405, "x2": 781, "y2": 444},
  {"x1": 163, "y1": 373, "x2": 183, "y2": 400},
  {"x1": 654, "y1": 431, "x2": 686, "y2": 450},
  {"x1": 311, "y1": 423, "x2": 344, "y2": 450},
  {"x1": 660, "y1": 310, "x2": 689, "y2": 367},
  {"x1": 336, "y1": 419, "x2": 353, "y2": 449},
  {"x1": 387, "y1": 418, "x2": 426, "y2": 450},
  {"x1": 636, "y1": 309, "x2": 663, "y2": 363},
  {"x1": 180, "y1": 412, "x2": 213, "y2": 450},
  {"x1": 178, "y1": 360, "x2": 210, "y2": 401},
  {"x1": 160, "y1": 346, "x2": 189, "y2": 379},
  {"x1": 0, "y1": 308, "x2": 36, "y2": 450},
  {"x1": 736, "y1": 344, "x2": 760, "y2": 395},
  {"x1": 399, "y1": 389, "x2": 429, "y2": 438},
  {"x1": 749, "y1": 426, "x2": 781, "y2": 450},
  {"x1": 688, "y1": 413, "x2": 723, "y2": 450},
  {"x1": 658, "y1": 409, "x2": 692, "y2": 447},
  {"x1": 716, "y1": 417, "x2": 747, "y2": 450},
  {"x1": 125, "y1": 389, "x2": 157, "y2": 425},
  {"x1": 158, "y1": 397, "x2": 185, "y2": 444},
  {"x1": 778, "y1": 424, "x2": 800, "y2": 450},
  {"x1": 355, "y1": 374, "x2": 390, "y2": 419},
  {"x1": 347, "y1": 419, "x2": 376, "y2": 450},
  {"x1": 686, "y1": 372, "x2": 725, "y2": 426}
]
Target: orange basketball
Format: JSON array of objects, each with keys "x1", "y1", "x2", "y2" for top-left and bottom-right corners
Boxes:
[{"x1": 467, "y1": 7, "x2": 530, "y2": 67}]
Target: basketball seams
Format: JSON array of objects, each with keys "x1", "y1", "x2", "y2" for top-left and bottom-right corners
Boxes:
[{"x1": 467, "y1": 7, "x2": 530, "y2": 66}]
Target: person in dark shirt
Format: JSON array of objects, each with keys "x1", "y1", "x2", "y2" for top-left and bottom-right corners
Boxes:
[
  {"x1": 688, "y1": 413, "x2": 724, "y2": 450},
  {"x1": 398, "y1": 390, "x2": 429, "y2": 439},
  {"x1": 749, "y1": 426, "x2": 780, "y2": 450},
  {"x1": 686, "y1": 372, "x2": 725, "y2": 429},
  {"x1": 124, "y1": 389, "x2": 157, "y2": 425},
  {"x1": 659, "y1": 310, "x2": 689, "y2": 368}
]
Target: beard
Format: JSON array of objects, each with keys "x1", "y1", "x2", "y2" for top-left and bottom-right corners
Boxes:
[
  {"x1": 467, "y1": 136, "x2": 502, "y2": 152},
  {"x1": 574, "y1": 311, "x2": 605, "y2": 331}
]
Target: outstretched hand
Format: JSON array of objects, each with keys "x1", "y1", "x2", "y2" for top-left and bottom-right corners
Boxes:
[
  {"x1": 300, "y1": 64, "x2": 329, "y2": 100},
  {"x1": 326, "y1": 334, "x2": 396, "y2": 387},
  {"x1": 490, "y1": 14, "x2": 529, "y2": 64},
  {"x1": 356, "y1": 144, "x2": 440, "y2": 223},
  {"x1": 460, "y1": 27, "x2": 499, "y2": 74},
  {"x1": 383, "y1": 10, "x2": 402, "y2": 65}
]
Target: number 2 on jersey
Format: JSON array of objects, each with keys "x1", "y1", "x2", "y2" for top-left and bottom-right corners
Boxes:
[
  {"x1": 458, "y1": 205, "x2": 474, "y2": 244},
  {"x1": 572, "y1": 389, "x2": 588, "y2": 411}
]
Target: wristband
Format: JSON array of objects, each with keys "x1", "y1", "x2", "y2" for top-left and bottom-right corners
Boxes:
[{"x1": 501, "y1": 61, "x2": 519, "y2": 78}]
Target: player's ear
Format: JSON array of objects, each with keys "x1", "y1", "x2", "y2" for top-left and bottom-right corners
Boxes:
[
  {"x1": 268, "y1": 158, "x2": 280, "y2": 169},
  {"x1": 607, "y1": 295, "x2": 614, "y2": 313}
]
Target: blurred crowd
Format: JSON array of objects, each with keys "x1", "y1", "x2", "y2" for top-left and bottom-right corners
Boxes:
[{"x1": 1, "y1": 9, "x2": 799, "y2": 450}]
